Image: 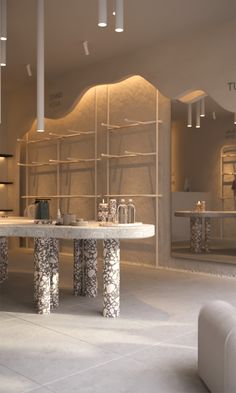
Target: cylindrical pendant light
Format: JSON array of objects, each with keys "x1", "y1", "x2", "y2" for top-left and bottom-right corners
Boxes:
[
  {"x1": 196, "y1": 101, "x2": 201, "y2": 128},
  {"x1": 0, "y1": 40, "x2": 6, "y2": 66},
  {"x1": 0, "y1": 0, "x2": 7, "y2": 41},
  {"x1": 37, "y1": 0, "x2": 44, "y2": 132},
  {"x1": 115, "y1": 0, "x2": 124, "y2": 32},
  {"x1": 98, "y1": 0, "x2": 107, "y2": 27},
  {"x1": 0, "y1": 65, "x2": 1, "y2": 124},
  {"x1": 187, "y1": 104, "x2": 192, "y2": 127},
  {"x1": 200, "y1": 97, "x2": 205, "y2": 117}
]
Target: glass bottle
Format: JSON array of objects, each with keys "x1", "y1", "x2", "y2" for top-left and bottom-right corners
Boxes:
[
  {"x1": 127, "y1": 199, "x2": 135, "y2": 223},
  {"x1": 117, "y1": 199, "x2": 127, "y2": 223}
]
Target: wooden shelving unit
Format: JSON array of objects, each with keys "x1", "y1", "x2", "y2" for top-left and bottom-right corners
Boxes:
[
  {"x1": 220, "y1": 145, "x2": 236, "y2": 236},
  {"x1": 0, "y1": 154, "x2": 14, "y2": 213}
]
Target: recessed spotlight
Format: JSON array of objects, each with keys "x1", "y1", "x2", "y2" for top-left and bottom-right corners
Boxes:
[
  {"x1": 26, "y1": 63, "x2": 32, "y2": 77},
  {"x1": 82, "y1": 41, "x2": 90, "y2": 56}
]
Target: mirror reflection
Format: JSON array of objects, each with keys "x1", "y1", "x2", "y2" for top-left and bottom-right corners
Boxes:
[{"x1": 171, "y1": 96, "x2": 236, "y2": 262}]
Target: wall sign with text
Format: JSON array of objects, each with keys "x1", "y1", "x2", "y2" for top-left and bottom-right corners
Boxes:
[{"x1": 227, "y1": 82, "x2": 236, "y2": 92}]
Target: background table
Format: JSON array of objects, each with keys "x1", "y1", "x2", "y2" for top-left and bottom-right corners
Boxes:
[{"x1": 174, "y1": 211, "x2": 236, "y2": 253}]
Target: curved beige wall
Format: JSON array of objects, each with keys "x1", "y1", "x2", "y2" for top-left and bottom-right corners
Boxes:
[{"x1": 45, "y1": 20, "x2": 236, "y2": 120}]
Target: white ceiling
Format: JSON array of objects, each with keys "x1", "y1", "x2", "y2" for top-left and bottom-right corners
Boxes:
[{"x1": 4, "y1": 0, "x2": 235, "y2": 91}]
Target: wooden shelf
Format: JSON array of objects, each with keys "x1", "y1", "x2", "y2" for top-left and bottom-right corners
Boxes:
[
  {"x1": 104, "y1": 194, "x2": 162, "y2": 198},
  {"x1": 0, "y1": 154, "x2": 13, "y2": 158},
  {"x1": 21, "y1": 194, "x2": 101, "y2": 199},
  {"x1": 18, "y1": 158, "x2": 100, "y2": 167},
  {"x1": 0, "y1": 181, "x2": 13, "y2": 185},
  {"x1": 101, "y1": 151, "x2": 156, "y2": 159},
  {"x1": 101, "y1": 119, "x2": 162, "y2": 132},
  {"x1": 17, "y1": 130, "x2": 95, "y2": 144}
]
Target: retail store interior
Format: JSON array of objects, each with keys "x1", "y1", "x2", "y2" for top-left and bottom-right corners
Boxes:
[{"x1": 0, "y1": 0, "x2": 235, "y2": 392}]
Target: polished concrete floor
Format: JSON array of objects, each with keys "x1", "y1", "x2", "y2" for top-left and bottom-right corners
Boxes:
[{"x1": 2, "y1": 248, "x2": 236, "y2": 393}]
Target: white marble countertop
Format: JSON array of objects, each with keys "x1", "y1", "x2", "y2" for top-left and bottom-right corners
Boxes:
[{"x1": 0, "y1": 218, "x2": 155, "y2": 239}]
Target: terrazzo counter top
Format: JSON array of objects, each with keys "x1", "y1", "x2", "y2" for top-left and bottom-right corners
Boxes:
[{"x1": 0, "y1": 219, "x2": 155, "y2": 239}]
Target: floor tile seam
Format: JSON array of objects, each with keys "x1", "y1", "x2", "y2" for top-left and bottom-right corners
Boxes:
[
  {"x1": 21, "y1": 385, "x2": 55, "y2": 393},
  {"x1": 0, "y1": 315, "x2": 18, "y2": 323},
  {"x1": 0, "y1": 360, "x2": 42, "y2": 388},
  {"x1": 152, "y1": 328, "x2": 197, "y2": 346},
  {"x1": 9, "y1": 314, "x2": 123, "y2": 356},
  {"x1": 120, "y1": 328, "x2": 197, "y2": 359},
  {"x1": 40, "y1": 354, "x2": 127, "y2": 388},
  {"x1": 156, "y1": 342, "x2": 197, "y2": 350}
]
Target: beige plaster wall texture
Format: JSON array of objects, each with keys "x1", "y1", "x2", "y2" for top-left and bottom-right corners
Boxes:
[{"x1": 21, "y1": 76, "x2": 165, "y2": 266}]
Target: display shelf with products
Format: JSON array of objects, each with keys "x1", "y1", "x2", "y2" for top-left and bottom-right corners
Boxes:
[
  {"x1": 102, "y1": 88, "x2": 161, "y2": 266},
  {"x1": 220, "y1": 145, "x2": 236, "y2": 236},
  {"x1": 0, "y1": 154, "x2": 14, "y2": 213}
]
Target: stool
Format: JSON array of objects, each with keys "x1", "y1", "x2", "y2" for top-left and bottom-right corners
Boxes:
[{"x1": 198, "y1": 300, "x2": 236, "y2": 393}]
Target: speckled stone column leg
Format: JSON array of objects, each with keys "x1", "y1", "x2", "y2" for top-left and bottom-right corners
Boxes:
[
  {"x1": 0, "y1": 237, "x2": 8, "y2": 283},
  {"x1": 204, "y1": 218, "x2": 211, "y2": 252},
  {"x1": 49, "y1": 238, "x2": 59, "y2": 309},
  {"x1": 84, "y1": 239, "x2": 98, "y2": 298},
  {"x1": 34, "y1": 237, "x2": 52, "y2": 314},
  {"x1": 73, "y1": 239, "x2": 85, "y2": 296},
  {"x1": 190, "y1": 217, "x2": 202, "y2": 253},
  {"x1": 103, "y1": 239, "x2": 120, "y2": 318}
]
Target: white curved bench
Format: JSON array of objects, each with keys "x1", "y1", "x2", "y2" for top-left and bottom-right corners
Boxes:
[{"x1": 198, "y1": 300, "x2": 236, "y2": 393}]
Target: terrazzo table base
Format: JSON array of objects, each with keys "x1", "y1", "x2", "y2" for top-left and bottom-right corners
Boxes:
[{"x1": 0, "y1": 220, "x2": 154, "y2": 317}]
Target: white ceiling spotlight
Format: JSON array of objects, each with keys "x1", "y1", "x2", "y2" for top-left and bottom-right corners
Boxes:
[
  {"x1": 0, "y1": 41, "x2": 6, "y2": 66},
  {"x1": 200, "y1": 97, "x2": 205, "y2": 117},
  {"x1": 98, "y1": 0, "x2": 107, "y2": 27},
  {"x1": 82, "y1": 41, "x2": 90, "y2": 56},
  {"x1": 0, "y1": 0, "x2": 7, "y2": 41},
  {"x1": 115, "y1": 0, "x2": 124, "y2": 32},
  {"x1": 37, "y1": 0, "x2": 45, "y2": 133},
  {"x1": 26, "y1": 63, "x2": 32, "y2": 77},
  {"x1": 187, "y1": 103, "x2": 192, "y2": 128}
]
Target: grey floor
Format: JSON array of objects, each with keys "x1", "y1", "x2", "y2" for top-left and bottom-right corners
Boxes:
[{"x1": 2, "y1": 249, "x2": 235, "y2": 393}]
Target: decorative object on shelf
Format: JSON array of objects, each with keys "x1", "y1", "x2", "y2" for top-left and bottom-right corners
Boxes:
[
  {"x1": 184, "y1": 177, "x2": 190, "y2": 192},
  {"x1": 108, "y1": 199, "x2": 117, "y2": 222},
  {"x1": 24, "y1": 203, "x2": 37, "y2": 218},
  {"x1": 194, "y1": 200, "x2": 206, "y2": 212},
  {"x1": 98, "y1": 199, "x2": 108, "y2": 222},
  {"x1": 127, "y1": 199, "x2": 135, "y2": 223},
  {"x1": 62, "y1": 213, "x2": 76, "y2": 225},
  {"x1": 117, "y1": 199, "x2": 127, "y2": 223},
  {"x1": 35, "y1": 199, "x2": 50, "y2": 220},
  {"x1": 56, "y1": 208, "x2": 63, "y2": 225},
  {"x1": 231, "y1": 175, "x2": 236, "y2": 196}
]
